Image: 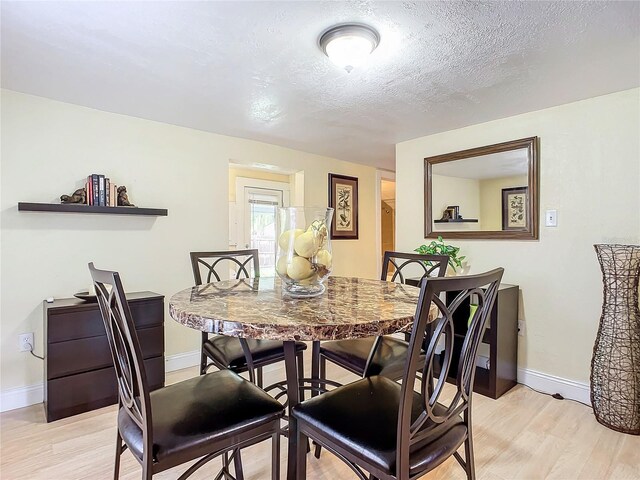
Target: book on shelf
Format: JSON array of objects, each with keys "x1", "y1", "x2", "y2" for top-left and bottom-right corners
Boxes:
[
  {"x1": 110, "y1": 183, "x2": 117, "y2": 207},
  {"x1": 98, "y1": 175, "x2": 106, "y2": 206},
  {"x1": 83, "y1": 174, "x2": 120, "y2": 207},
  {"x1": 86, "y1": 175, "x2": 92, "y2": 205},
  {"x1": 91, "y1": 174, "x2": 99, "y2": 206}
]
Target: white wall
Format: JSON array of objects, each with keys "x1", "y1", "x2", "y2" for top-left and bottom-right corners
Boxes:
[
  {"x1": 396, "y1": 88, "x2": 640, "y2": 386},
  {"x1": 0, "y1": 90, "x2": 378, "y2": 404}
]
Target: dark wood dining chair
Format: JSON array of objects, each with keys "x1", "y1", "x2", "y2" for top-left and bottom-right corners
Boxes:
[
  {"x1": 293, "y1": 268, "x2": 504, "y2": 480},
  {"x1": 190, "y1": 250, "x2": 306, "y2": 388},
  {"x1": 316, "y1": 252, "x2": 449, "y2": 382},
  {"x1": 88, "y1": 263, "x2": 283, "y2": 480}
]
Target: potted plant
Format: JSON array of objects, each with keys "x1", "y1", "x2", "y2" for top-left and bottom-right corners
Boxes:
[{"x1": 415, "y1": 236, "x2": 466, "y2": 273}]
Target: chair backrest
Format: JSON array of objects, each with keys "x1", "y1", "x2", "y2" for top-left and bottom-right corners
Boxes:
[
  {"x1": 395, "y1": 268, "x2": 504, "y2": 479},
  {"x1": 381, "y1": 251, "x2": 449, "y2": 284},
  {"x1": 88, "y1": 263, "x2": 152, "y2": 457},
  {"x1": 190, "y1": 249, "x2": 260, "y2": 285}
]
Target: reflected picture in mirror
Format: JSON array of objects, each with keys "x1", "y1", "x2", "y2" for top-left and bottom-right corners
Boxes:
[
  {"x1": 502, "y1": 186, "x2": 528, "y2": 230},
  {"x1": 424, "y1": 137, "x2": 538, "y2": 240}
]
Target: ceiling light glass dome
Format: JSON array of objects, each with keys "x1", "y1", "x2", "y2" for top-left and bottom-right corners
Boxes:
[{"x1": 319, "y1": 24, "x2": 380, "y2": 73}]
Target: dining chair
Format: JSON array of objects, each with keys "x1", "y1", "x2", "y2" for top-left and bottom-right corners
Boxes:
[
  {"x1": 88, "y1": 263, "x2": 283, "y2": 480},
  {"x1": 190, "y1": 250, "x2": 306, "y2": 388},
  {"x1": 293, "y1": 267, "x2": 504, "y2": 480},
  {"x1": 316, "y1": 252, "x2": 448, "y2": 382}
]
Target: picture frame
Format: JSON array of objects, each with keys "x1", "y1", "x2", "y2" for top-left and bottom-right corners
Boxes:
[
  {"x1": 502, "y1": 186, "x2": 528, "y2": 230},
  {"x1": 328, "y1": 173, "x2": 359, "y2": 239}
]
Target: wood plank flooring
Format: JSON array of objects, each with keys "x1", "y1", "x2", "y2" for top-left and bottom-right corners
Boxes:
[{"x1": 1, "y1": 360, "x2": 638, "y2": 480}]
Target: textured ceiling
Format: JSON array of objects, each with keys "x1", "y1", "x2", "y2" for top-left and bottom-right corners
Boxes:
[
  {"x1": 2, "y1": 1, "x2": 639, "y2": 170},
  {"x1": 433, "y1": 149, "x2": 528, "y2": 180}
]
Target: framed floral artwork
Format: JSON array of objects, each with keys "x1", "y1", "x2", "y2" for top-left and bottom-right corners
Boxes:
[
  {"x1": 502, "y1": 186, "x2": 528, "y2": 230},
  {"x1": 328, "y1": 173, "x2": 359, "y2": 239}
]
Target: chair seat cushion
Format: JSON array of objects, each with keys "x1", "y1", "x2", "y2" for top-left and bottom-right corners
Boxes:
[
  {"x1": 291, "y1": 376, "x2": 466, "y2": 476},
  {"x1": 118, "y1": 370, "x2": 284, "y2": 465},
  {"x1": 320, "y1": 336, "x2": 418, "y2": 378},
  {"x1": 204, "y1": 336, "x2": 307, "y2": 371}
]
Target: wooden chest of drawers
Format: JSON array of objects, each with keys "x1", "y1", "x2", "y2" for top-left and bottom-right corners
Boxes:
[{"x1": 44, "y1": 291, "x2": 165, "y2": 422}]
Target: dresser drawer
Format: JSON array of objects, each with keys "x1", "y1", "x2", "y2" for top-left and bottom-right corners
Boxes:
[
  {"x1": 48, "y1": 299, "x2": 164, "y2": 343},
  {"x1": 45, "y1": 356, "x2": 164, "y2": 422},
  {"x1": 129, "y1": 300, "x2": 164, "y2": 329},
  {"x1": 48, "y1": 308, "x2": 104, "y2": 343},
  {"x1": 47, "y1": 326, "x2": 164, "y2": 379}
]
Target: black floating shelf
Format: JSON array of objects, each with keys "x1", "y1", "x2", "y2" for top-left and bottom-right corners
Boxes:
[
  {"x1": 18, "y1": 202, "x2": 168, "y2": 217},
  {"x1": 434, "y1": 218, "x2": 479, "y2": 223}
]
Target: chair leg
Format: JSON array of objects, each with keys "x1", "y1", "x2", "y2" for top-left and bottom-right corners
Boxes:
[
  {"x1": 311, "y1": 341, "x2": 320, "y2": 398},
  {"x1": 272, "y1": 430, "x2": 280, "y2": 480},
  {"x1": 200, "y1": 332, "x2": 208, "y2": 375},
  {"x1": 113, "y1": 430, "x2": 122, "y2": 480},
  {"x1": 296, "y1": 429, "x2": 308, "y2": 480},
  {"x1": 320, "y1": 356, "x2": 326, "y2": 384},
  {"x1": 257, "y1": 366, "x2": 264, "y2": 388},
  {"x1": 464, "y1": 436, "x2": 476, "y2": 480},
  {"x1": 314, "y1": 355, "x2": 326, "y2": 458},
  {"x1": 232, "y1": 448, "x2": 244, "y2": 480},
  {"x1": 297, "y1": 352, "x2": 305, "y2": 402}
]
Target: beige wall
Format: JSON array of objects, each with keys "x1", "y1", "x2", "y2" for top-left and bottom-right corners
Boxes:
[
  {"x1": 0, "y1": 90, "x2": 378, "y2": 396},
  {"x1": 432, "y1": 174, "x2": 481, "y2": 231},
  {"x1": 228, "y1": 167, "x2": 291, "y2": 203},
  {"x1": 396, "y1": 88, "x2": 640, "y2": 385},
  {"x1": 479, "y1": 175, "x2": 528, "y2": 231}
]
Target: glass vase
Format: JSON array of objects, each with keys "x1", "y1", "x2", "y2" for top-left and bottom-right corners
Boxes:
[{"x1": 276, "y1": 207, "x2": 333, "y2": 298}]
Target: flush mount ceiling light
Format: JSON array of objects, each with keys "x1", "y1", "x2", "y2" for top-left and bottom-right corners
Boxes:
[{"x1": 319, "y1": 23, "x2": 380, "y2": 73}]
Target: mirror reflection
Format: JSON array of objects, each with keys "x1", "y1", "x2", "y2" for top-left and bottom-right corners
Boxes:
[
  {"x1": 431, "y1": 149, "x2": 529, "y2": 232},
  {"x1": 425, "y1": 136, "x2": 538, "y2": 240}
]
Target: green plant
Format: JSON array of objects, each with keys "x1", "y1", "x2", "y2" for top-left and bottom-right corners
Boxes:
[{"x1": 415, "y1": 236, "x2": 466, "y2": 272}]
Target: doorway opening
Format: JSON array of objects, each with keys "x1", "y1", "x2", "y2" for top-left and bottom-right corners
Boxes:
[
  {"x1": 381, "y1": 179, "x2": 396, "y2": 273},
  {"x1": 229, "y1": 163, "x2": 302, "y2": 277}
]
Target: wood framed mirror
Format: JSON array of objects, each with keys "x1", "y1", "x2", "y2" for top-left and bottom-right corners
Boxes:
[{"x1": 424, "y1": 136, "x2": 539, "y2": 240}]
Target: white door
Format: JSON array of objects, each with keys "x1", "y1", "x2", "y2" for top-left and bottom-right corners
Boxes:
[{"x1": 236, "y1": 178, "x2": 290, "y2": 277}]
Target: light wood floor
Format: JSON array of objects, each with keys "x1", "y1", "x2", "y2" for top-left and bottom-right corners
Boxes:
[{"x1": 1, "y1": 361, "x2": 638, "y2": 480}]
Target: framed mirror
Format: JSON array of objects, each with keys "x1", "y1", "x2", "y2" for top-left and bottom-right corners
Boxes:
[{"x1": 424, "y1": 136, "x2": 539, "y2": 240}]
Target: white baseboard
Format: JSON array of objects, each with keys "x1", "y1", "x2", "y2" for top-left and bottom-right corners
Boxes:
[
  {"x1": 0, "y1": 353, "x2": 591, "y2": 413},
  {"x1": 165, "y1": 350, "x2": 201, "y2": 372},
  {"x1": 0, "y1": 383, "x2": 44, "y2": 413},
  {"x1": 517, "y1": 367, "x2": 591, "y2": 405}
]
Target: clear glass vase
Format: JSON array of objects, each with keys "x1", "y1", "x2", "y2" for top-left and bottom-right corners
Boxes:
[{"x1": 276, "y1": 207, "x2": 334, "y2": 297}]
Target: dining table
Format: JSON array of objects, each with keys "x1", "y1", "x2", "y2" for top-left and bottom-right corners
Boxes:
[{"x1": 169, "y1": 275, "x2": 437, "y2": 480}]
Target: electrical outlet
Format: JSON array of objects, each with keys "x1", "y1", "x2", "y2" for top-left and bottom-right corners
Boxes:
[
  {"x1": 518, "y1": 321, "x2": 525, "y2": 337},
  {"x1": 19, "y1": 333, "x2": 34, "y2": 352}
]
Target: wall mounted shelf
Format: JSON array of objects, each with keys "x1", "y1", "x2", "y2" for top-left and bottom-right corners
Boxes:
[
  {"x1": 434, "y1": 218, "x2": 478, "y2": 223},
  {"x1": 18, "y1": 202, "x2": 168, "y2": 216}
]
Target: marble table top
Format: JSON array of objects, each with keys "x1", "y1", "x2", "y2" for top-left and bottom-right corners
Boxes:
[{"x1": 169, "y1": 276, "x2": 437, "y2": 341}]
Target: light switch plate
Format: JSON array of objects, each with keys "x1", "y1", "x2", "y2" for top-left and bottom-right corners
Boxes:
[{"x1": 545, "y1": 209, "x2": 557, "y2": 227}]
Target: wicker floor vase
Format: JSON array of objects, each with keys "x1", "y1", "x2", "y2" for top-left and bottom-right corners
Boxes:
[{"x1": 591, "y1": 244, "x2": 640, "y2": 435}]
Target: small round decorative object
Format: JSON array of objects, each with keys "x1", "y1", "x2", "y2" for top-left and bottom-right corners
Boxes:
[{"x1": 276, "y1": 207, "x2": 333, "y2": 298}]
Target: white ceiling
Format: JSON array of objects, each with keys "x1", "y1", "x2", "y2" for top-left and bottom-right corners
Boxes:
[
  {"x1": 2, "y1": 1, "x2": 638, "y2": 170},
  {"x1": 432, "y1": 149, "x2": 528, "y2": 180}
]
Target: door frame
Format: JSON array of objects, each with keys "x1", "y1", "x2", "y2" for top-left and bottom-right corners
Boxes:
[{"x1": 375, "y1": 170, "x2": 396, "y2": 276}]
